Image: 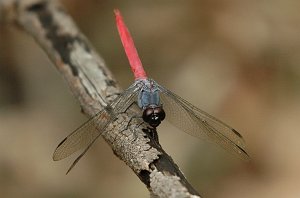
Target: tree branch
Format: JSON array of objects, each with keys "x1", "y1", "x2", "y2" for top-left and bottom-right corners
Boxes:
[{"x1": 1, "y1": 0, "x2": 201, "y2": 197}]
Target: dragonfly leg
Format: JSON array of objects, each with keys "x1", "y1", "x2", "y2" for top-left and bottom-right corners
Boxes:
[
  {"x1": 131, "y1": 119, "x2": 145, "y2": 141},
  {"x1": 122, "y1": 114, "x2": 143, "y2": 141},
  {"x1": 144, "y1": 127, "x2": 159, "y2": 143}
]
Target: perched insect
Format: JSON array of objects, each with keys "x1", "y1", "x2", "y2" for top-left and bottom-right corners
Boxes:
[{"x1": 53, "y1": 9, "x2": 249, "y2": 174}]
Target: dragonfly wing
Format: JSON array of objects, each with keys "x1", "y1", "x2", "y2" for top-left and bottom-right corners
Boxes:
[
  {"x1": 53, "y1": 109, "x2": 111, "y2": 161},
  {"x1": 158, "y1": 84, "x2": 249, "y2": 160},
  {"x1": 53, "y1": 85, "x2": 140, "y2": 161}
]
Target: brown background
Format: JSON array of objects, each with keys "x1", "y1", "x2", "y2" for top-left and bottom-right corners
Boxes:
[{"x1": 1, "y1": 0, "x2": 300, "y2": 197}]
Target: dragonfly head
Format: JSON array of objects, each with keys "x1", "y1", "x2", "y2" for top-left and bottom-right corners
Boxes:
[{"x1": 142, "y1": 106, "x2": 166, "y2": 128}]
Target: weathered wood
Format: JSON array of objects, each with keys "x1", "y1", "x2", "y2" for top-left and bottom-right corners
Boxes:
[{"x1": 0, "y1": 0, "x2": 201, "y2": 197}]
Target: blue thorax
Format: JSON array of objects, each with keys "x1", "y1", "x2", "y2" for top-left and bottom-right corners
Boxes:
[{"x1": 136, "y1": 79, "x2": 161, "y2": 109}]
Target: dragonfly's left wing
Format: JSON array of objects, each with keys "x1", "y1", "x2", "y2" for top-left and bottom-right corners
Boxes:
[
  {"x1": 53, "y1": 109, "x2": 111, "y2": 161},
  {"x1": 158, "y1": 84, "x2": 250, "y2": 161},
  {"x1": 53, "y1": 84, "x2": 140, "y2": 173}
]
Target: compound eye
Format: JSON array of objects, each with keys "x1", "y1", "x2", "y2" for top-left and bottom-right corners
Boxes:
[
  {"x1": 154, "y1": 107, "x2": 166, "y2": 121},
  {"x1": 142, "y1": 107, "x2": 166, "y2": 128},
  {"x1": 142, "y1": 108, "x2": 154, "y2": 122}
]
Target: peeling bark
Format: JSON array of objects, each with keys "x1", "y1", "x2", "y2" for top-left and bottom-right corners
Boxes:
[{"x1": 0, "y1": 0, "x2": 201, "y2": 197}]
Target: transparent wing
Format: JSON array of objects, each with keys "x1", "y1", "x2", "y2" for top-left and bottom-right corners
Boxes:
[
  {"x1": 158, "y1": 84, "x2": 250, "y2": 160},
  {"x1": 53, "y1": 85, "x2": 140, "y2": 162},
  {"x1": 52, "y1": 109, "x2": 111, "y2": 161}
]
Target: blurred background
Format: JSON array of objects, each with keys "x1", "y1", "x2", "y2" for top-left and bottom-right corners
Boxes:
[{"x1": 1, "y1": 0, "x2": 300, "y2": 197}]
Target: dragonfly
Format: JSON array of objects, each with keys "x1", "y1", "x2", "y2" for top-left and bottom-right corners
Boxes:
[{"x1": 53, "y1": 9, "x2": 250, "y2": 174}]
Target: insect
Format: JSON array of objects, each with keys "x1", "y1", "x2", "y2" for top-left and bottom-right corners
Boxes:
[{"x1": 53, "y1": 9, "x2": 249, "y2": 174}]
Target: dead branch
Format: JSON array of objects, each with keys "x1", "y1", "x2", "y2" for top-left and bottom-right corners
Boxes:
[{"x1": 0, "y1": 0, "x2": 201, "y2": 197}]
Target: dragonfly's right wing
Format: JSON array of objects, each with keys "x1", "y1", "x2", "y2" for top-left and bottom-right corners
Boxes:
[
  {"x1": 53, "y1": 85, "x2": 140, "y2": 162},
  {"x1": 158, "y1": 84, "x2": 250, "y2": 161}
]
